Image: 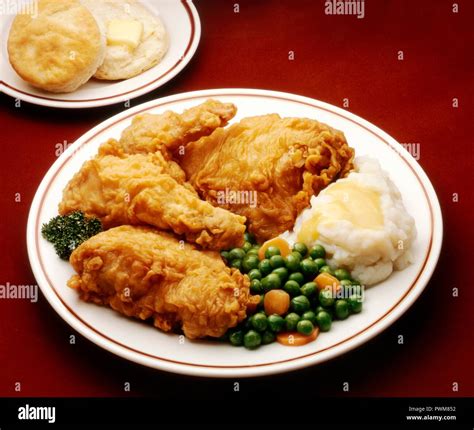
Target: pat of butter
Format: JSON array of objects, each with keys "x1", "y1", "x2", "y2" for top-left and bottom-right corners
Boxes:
[{"x1": 107, "y1": 19, "x2": 143, "y2": 50}]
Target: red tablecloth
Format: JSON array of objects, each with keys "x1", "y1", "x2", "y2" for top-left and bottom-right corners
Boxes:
[{"x1": 1, "y1": 0, "x2": 472, "y2": 397}]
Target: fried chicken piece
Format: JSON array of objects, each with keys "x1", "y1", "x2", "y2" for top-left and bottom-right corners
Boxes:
[
  {"x1": 59, "y1": 151, "x2": 246, "y2": 250},
  {"x1": 68, "y1": 226, "x2": 259, "y2": 339},
  {"x1": 118, "y1": 99, "x2": 237, "y2": 156},
  {"x1": 176, "y1": 114, "x2": 354, "y2": 242}
]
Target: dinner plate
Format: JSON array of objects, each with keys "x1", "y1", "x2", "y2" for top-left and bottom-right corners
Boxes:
[
  {"x1": 26, "y1": 89, "x2": 443, "y2": 377},
  {"x1": 0, "y1": 0, "x2": 200, "y2": 108}
]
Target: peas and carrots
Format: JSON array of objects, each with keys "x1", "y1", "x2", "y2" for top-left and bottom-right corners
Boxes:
[{"x1": 221, "y1": 238, "x2": 364, "y2": 349}]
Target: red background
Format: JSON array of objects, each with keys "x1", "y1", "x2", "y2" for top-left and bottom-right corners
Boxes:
[{"x1": 1, "y1": 0, "x2": 473, "y2": 397}]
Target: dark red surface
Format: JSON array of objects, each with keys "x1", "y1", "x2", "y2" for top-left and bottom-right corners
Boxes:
[{"x1": 0, "y1": 0, "x2": 472, "y2": 397}]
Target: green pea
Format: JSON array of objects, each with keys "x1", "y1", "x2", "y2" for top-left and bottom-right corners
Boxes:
[
  {"x1": 258, "y1": 259, "x2": 272, "y2": 276},
  {"x1": 265, "y1": 246, "x2": 281, "y2": 259},
  {"x1": 334, "y1": 268, "x2": 351, "y2": 281},
  {"x1": 272, "y1": 267, "x2": 289, "y2": 282},
  {"x1": 319, "y1": 265, "x2": 335, "y2": 276},
  {"x1": 313, "y1": 258, "x2": 326, "y2": 271},
  {"x1": 285, "y1": 312, "x2": 301, "y2": 331},
  {"x1": 290, "y1": 251, "x2": 303, "y2": 262},
  {"x1": 335, "y1": 300, "x2": 350, "y2": 320},
  {"x1": 262, "y1": 330, "x2": 276, "y2": 344},
  {"x1": 242, "y1": 242, "x2": 253, "y2": 253},
  {"x1": 267, "y1": 314, "x2": 285, "y2": 332},
  {"x1": 316, "y1": 311, "x2": 332, "y2": 332},
  {"x1": 261, "y1": 273, "x2": 281, "y2": 292},
  {"x1": 309, "y1": 244, "x2": 326, "y2": 259},
  {"x1": 288, "y1": 272, "x2": 304, "y2": 285},
  {"x1": 229, "y1": 330, "x2": 244, "y2": 346},
  {"x1": 297, "y1": 320, "x2": 314, "y2": 336},
  {"x1": 348, "y1": 294, "x2": 363, "y2": 313},
  {"x1": 220, "y1": 250, "x2": 230, "y2": 261},
  {"x1": 251, "y1": 313, "x2": 268, "y2": 332},
  {"x1": 301, "y1": 258, "x2": 319, "y2": 278},
  {"x1": 248, "y1": 269, "x2": 262, "y2": 281},
  {"x1": 269, "y1": 255, "x2": 285, "y2": 269},
  {"x1": 250, "y1": 279, "x2": 263, "y2": 294},
  {"x1": 258, "y1": 294, "x2": 264, "y2": 309},
  {"x1": 284, "y1": 254, "x2": 300, "y2": 272},
  {"x1": 230, "y1": 259, "x2": 242, "y2": 270},
  {"x1": 301, "y1": 282, "x2": 317, "y2": 297},
  {"x1": 244, "y1": 330, "x2": 262, "y2": 349},
  {"x1": 246, "y1": 248, "x2": 259, "y2": 256},
  {"x1": 319, "y1": 288, "x2": 335, "y2": 308},
  {"x1": 283, "y1": 280, "x2": 301, "y2": 297},
  {"x1": 340, "y1": 279, "x2": 353, "y2": 287},
  {"x1": 291, "y1": 295, "x2": 311, "y2": 314},
  {"x1": 301, "y1": 311, "x2": 317, "y2": 324},
  {"x1": 315, "y1": 305, "x2": 333, "y2": 317},
  {"x1": 244, "y1": 232, "x2": 256, "y2": 244},
  {"x1": 230, "y1": 248, "x2": 246, "y2": 260},
  {"x1": 292, "y1": 242, "x2": 308, "y2": 257},
  {"x1": 242, "y1": 254, "x2": 260, "y2": 273}
]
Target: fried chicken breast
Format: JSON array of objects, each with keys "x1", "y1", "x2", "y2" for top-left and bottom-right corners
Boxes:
[
  {"x1": 68, "y1": 226, "x2": 258, "y2": 339},
  {"x1": 176, "y1": 114, "x2": 354, "y2": 242},
  {"x1": 59, "y1": 151, "x2": 246, "y2": 250}
]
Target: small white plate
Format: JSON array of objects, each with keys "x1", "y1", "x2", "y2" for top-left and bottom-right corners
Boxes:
[
  {"x1": 0, "y1": 0, "x2": 200, "y2": 108},
  {"x1": 27, "y1": 89, "x2": 443, "y2": 377}
]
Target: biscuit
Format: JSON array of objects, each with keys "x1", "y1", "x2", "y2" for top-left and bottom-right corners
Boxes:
[
  {"x1": 7, "y1": 0, "x2": 105, "y2": 93},
  {"x1": 81, "y1": 0, "x2": 169, "y2": 80}
]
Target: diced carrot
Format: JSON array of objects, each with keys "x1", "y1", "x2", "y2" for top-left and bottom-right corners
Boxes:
[
  {"x1": 246, "y1": 294, "x2": 261, "y2": 315},
  {"x1": 277, "y1": 327, "x2": 319, "y2": 346},
  {"x1": 264, "y1": 290, "x2": 290, "y2": 315},
  {"x1": 258, "y1": 237, "x2": 291, "y2": 260},
  {"x1": 315, "y1": 273, "x2": 341, "y2": 293}
]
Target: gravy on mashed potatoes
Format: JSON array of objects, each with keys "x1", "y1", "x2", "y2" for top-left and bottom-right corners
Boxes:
[{"x1": 282, "y1": 157, "x2": 417, "y2": 286}]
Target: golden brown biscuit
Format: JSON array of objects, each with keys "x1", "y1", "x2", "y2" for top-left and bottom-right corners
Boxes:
[{"x1": 7, "y1": 0, "x2": 105, "y2": 93}]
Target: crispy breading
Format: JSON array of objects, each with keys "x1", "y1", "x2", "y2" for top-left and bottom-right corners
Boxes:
[
  {"x1": 59, "y1": 152, "x2": 246, "y2": 250},
  {"x1": 176, "y1": 114, "x2": 355, "y2": 242},
  {"x1": 118, "y1": 99, "x2": 237, "y2": 155},
  {"x1": 68, "y1": 226, "x2": 259, "y2": 339}
]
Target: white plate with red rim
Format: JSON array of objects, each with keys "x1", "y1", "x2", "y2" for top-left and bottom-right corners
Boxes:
[
  {"x1": 26, "y1": 89, "x2": 443, "y2": 377},
  {"x1": 0, "y1": 0, "x2": 200, "y2": 109}
]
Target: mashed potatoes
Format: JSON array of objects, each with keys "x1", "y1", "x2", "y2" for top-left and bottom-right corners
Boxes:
[{"x1": 282, "y1": 157, "x2": 416, "y2": 285}]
